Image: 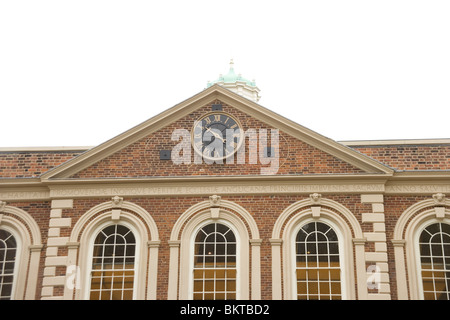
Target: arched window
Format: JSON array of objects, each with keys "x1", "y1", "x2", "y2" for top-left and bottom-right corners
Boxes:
[
  {"x1": 295, "y1": 221, "x2": 342, "y2": 300},
  {"x1": 174, "y1": 201, "x2": 257, "y2": 300},
  {"x1": 418, "y1": 222, "x2": 450, "y2": 300},
  {"x1": 0, "y1": 229, "x2": 17, "y2": 300},
  {"x1": 89, "y1": 224, "x2": 136, "y2": 300},
  {"x1": 70, "y1": 201, "x2": 159, "y2": 300},
  {"x1": 192, "y1": 222, "x2": 237, "y2": 300},
  {"x1": 273, "y1": 198, "x2": 360, "y2": 300}
]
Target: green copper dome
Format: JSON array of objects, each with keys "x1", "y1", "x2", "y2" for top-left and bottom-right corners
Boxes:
[{"x1": 207, "y1": 60, "x2": 256, "y2": 87}]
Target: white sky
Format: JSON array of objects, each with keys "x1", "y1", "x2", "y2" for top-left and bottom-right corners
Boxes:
[{"x1": 1, "y1": 0, "x2": 449, "y2": 148}]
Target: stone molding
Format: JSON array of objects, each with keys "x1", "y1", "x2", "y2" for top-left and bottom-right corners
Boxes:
[{"x1": 2, "y1": 174, "x2": 450, "y2": 201}]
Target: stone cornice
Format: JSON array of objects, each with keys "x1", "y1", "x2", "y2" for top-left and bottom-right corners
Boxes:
[
  {"x1": 47, "y1": 181, "x2": 386, "y2": 199},
  {"x1": 0, "y1": 171, "x2": 449, "y2": 201},
  {"x1": 388, "y1": 170, "x2": 450, "y2": 180},
  {"x1": 0, "y1": 178, "x2": 42, "y2": 186},
  {"x1": 340, "y1": 138, "x2": 450, "y2": 146},
  {"x1": 41, "y1": 173, "x2": 390, "y2": 185}
]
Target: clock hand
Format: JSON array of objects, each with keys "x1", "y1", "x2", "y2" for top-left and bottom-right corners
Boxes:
[{"x1": 206, "y1": 127, "x2": 225, "y2": 142}]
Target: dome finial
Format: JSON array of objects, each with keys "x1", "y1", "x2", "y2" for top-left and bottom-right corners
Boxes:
[{"x1": 206, "y1": 59, "x2": 260, "y2": 102}]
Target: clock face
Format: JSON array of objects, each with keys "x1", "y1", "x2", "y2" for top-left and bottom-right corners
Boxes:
[{"x1": 192, "y1": 112, "x2": 244, "y2": 161}]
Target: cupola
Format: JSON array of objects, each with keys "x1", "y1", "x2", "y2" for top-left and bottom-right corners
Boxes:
[{"x1": 207, "y1": 59, "x2": 261, "y2": 102}]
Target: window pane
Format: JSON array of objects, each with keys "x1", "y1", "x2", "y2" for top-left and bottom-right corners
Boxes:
[
  {"x1": 319, "y1": 281, "x2": 330, "y2": 295},
  {"x1": 330, "y1": 281, "x2": 341, "y2": 296}
]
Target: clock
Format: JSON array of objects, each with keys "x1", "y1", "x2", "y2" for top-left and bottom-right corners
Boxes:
[{"x1": 192, "y1": 111, "x2": 244, "y2": 161}]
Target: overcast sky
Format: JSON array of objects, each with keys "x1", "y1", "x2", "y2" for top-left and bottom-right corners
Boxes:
[{"x1": 1, "y1": 0, "x2": 449, "y2": 148}]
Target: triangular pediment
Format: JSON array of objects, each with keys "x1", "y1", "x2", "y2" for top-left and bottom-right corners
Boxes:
[{"x1": 41, "y1": 85, "x2": 394, "y2": 180}]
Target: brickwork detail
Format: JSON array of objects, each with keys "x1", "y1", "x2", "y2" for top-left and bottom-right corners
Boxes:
[
  {"x1": 0, "y1": 151, "x2": 82, "y2": 178},
  {"x1": 353, "y1": 145, "x2": 450, "y2": 171}
]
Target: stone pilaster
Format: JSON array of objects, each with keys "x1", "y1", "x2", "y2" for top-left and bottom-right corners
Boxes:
[
  {"x1": 361, "y1": 194, "x2": 391, "y2": 300},
  {"x1": 41, "y1": 199, "x2": 73, "y2": 300},
  {"x1": 249, "y1": 238, "x2": 263, "y2": 300}
]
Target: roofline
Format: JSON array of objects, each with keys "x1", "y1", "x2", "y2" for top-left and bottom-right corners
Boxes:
[
  {"x1": 340, "y1": 138, "x2": 450, "y2": 146},
  {"x1": 0, "y1": 146, "x2": 93, "y2": 152},
  {"x1": 3, "y1": 137, "x2": 449, "y2": 152}
]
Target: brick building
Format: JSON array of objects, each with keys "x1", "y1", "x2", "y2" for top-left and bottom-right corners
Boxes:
[{"x1": 1, "y1": 63, "x2": 449, "y2": 301}]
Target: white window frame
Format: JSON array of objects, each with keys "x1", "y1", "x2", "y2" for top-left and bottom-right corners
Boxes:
[
  {"x1": 84, "y1": 220, "x2": 141, "y2": 300},
  {"x1": 414, "y1": 218, "x2": 450, "y2": 300},
  {"x1": 188, "y1": 219, "x2": 240, "y2": 300},
  {"x1": 273, "y1": 198, "x2": 361, "y2": 300},
  {"x1": 0, "y1": 205, "x2": 42, "y2": 300},
  {"x1": 70, "y1": 201, "x2": 158, "y2": 300},
  {"x1": 0, "y1": 226, "x2": 21, "y2": 300},
  {"x1": 290, "y1": 218, "x2": 347, "y2": 300},
  {"x1": 279, "y1": 206, "x2": 356, "y2": 300},
  {"x1": 393, "y1": 198, "x2": 450, "y2": 299},
  {"x1": 176, "y1": 207, "x2": 252, "y2": 300}
]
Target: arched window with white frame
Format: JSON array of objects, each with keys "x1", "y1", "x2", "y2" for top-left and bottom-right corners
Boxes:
[
  {"x1": 273, "y1": 199, "x2": 360, "y2": 300},
  {"x1": 294, "y1": 220, "x2": 342, "y2": 300},
  {"x1": 417, "y1": 221, "x2": 450, "y2": 300},
  {"x1": 192, "y1": 221, "x2": 237, "y2": 300},
  {"x1": 0, "y1": 205, "x2": 42, "y2": 300},
  {"x1": 393, "y1": 199, "x2": 450, "y2": 300},
  {"x1": 0, "y1": 228, "x2": 19, "y2": 300},
  {"x1": 87, "y1": 222, "x2": 138, "y2": 300},
  {"x1": 173, "y1": 200, "x2": 259, "y2": 300},
  {"x1": 70, "y1": 200, "x2": 160, "y2": 300}
]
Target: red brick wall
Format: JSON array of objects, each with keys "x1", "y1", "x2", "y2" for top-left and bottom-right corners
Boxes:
[
  {"x1": 0, "y1": 152, "x2": 82, "y2": 178},
  {"x1": 352, "y1": 145, "x2": 450, "y2": 171}
]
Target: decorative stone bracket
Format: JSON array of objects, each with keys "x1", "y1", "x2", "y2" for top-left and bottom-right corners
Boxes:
[
  {"x1": 433, "y1": 193, "x2": 445, "y2": 205},
  {"x1": 433, "y1": 193, "x2": 446, "y2": 205},
  {"x1": 309, "y1": 193, "x2": 322, "y2": 204},
  {"x1": 110, "y1": 196, "x2": 124, "y2": 221},
  {"x1": 209, "y1": 195, "x2": 221, "y2": 207},
  {"x1": 209, "y1": 195, "x2": 221, "y2": 219},
  {"x1": 309, "y1": 193, "x2": 322, "y2": 218},
  {"x1": 432, "y1": 193, "x2": 447, "y2": 220},
  {"x1": 111, "y1": 196, "x2": 124, "y2": 207}
]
